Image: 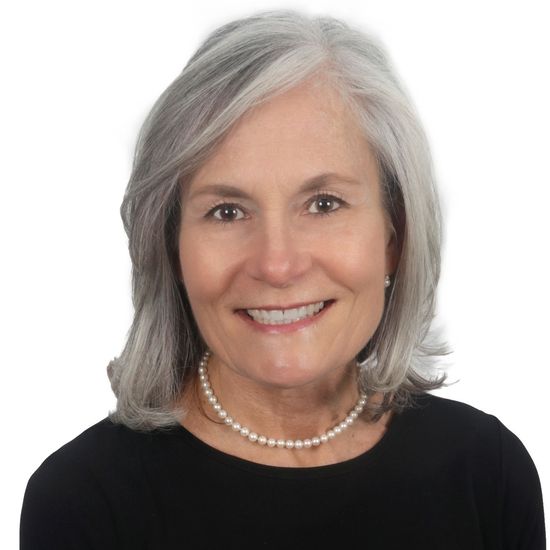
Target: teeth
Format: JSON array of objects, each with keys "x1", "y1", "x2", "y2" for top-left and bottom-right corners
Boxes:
[{"x1": 246, "y1": 301, "x2": 326, "y2": 325}]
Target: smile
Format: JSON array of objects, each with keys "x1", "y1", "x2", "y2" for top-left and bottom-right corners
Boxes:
[{"x1": 245, "y1": 301, "x2": 330, "y2": 325}]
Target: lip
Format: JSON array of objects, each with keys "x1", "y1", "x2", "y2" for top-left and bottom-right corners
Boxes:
[{"x1": 235, "y1": 299, "x2": 335, "y2": 334}]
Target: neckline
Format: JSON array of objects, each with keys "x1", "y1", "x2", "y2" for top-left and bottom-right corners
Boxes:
[{"x1": 167, "y1": 394, "x2": 425, "y2": 479}]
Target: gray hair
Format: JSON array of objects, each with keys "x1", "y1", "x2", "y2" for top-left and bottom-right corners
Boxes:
[{"x1": 108, "y1": 9, "x2": 449, "y2": 431}]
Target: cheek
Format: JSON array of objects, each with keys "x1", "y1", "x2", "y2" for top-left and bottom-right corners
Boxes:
[
  {"x1": 178, "y1": 231, "x2": 237, "y2": 311},
  {"x1": 179, "y1": 234, "x2": 214, "y2": 306},
  {"x1": 338, "y1": 234, "x2": 388, "y2": 338},
  {"x1": 327, "y1": 221, "x2": 388, "y2": 284},
  {"x1": 331, "y1": 229, "x2": 388, "y2": 325}
]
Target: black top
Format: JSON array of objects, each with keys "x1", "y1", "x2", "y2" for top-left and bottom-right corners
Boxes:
[{"x1": 20, "y1": 394, "x2": 546, "y2": 549}]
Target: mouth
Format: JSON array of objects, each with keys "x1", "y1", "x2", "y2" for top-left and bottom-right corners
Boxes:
[{"x1": 238, "y1": 300, "x2": 335, "y2": 326}]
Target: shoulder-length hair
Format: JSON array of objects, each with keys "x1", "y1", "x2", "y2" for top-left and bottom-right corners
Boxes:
[{"x1": 108, "y1": 9, "x2": 449, "y2": 431}]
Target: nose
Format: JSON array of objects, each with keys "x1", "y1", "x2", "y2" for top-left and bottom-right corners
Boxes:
[{"x1": 245, "y1": 217, "x2": 312, "y2": 288}]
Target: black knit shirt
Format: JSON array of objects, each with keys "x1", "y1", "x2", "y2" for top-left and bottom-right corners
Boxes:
[{"x1": 20, "y1": 394, "x2": 546, "y2": 549}]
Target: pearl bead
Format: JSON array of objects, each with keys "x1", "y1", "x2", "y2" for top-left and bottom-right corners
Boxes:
[{"x1": 198, "y1": 351, "x2": 368, "y2": 451}]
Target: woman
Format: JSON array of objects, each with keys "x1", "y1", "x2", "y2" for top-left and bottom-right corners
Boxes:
[{"x1": 20, "y1": 10, "x2": 545, "y2": 549}]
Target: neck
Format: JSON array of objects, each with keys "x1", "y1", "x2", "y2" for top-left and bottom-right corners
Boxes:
[{"x1": 196, "y1": 352, "x2": 362, "y2": 442}]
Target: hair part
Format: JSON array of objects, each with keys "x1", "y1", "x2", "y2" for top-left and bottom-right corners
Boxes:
[{"x1": 108, "y1": 9, "x2": 449, "y2": 431}]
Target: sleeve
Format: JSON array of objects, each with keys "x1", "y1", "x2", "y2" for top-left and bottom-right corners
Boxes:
[
  {"x1": 498, "y1": 420, "x2": 546, "y2": 549},
  {"x1": 20, "y1": 451, "x2": 119, "y2": 550}
]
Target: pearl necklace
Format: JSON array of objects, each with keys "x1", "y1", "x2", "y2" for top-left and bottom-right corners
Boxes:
[{"x1": 198, "y1": 350, "x2": 368, "y2": 450}]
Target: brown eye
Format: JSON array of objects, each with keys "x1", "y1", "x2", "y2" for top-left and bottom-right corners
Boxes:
[
  {"x1": 308, "y1": 195, "x2": 342, "y2": 215},
  {"x1": 210, "y1": 204, "x2": 245, "y2": 222}
]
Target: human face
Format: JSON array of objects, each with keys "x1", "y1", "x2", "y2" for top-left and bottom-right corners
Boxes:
[{"x1": 178, "y1": 78, "x2": 397, "y2": 390}]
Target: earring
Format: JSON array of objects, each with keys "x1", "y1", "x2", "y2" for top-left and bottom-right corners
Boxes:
[{"x1": 384, "y1": 274, "x2": 391, "y2": 288}]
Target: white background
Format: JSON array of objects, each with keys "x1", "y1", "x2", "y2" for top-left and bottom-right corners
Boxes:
[{"x1": 2, "y1": 0, "x2": 548, "y2": 546}]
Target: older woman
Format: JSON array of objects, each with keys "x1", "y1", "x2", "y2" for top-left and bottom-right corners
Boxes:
[{"x1": 21, "y1": 10, "x2": 545, "y2": 549}]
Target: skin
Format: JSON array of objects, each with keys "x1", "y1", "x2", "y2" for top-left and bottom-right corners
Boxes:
[{"x1": 177, "y1": 76, "x2": 398, "y2": 467}]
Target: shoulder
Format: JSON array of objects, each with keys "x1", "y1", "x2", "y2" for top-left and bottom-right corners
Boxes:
[
  {"x1": 406, "y1": 393, "x2": 538, "y2": 459},
  {"x1": 25, "y1": 417, "x2": 144, "y2": 489},
  {"x1": 406, "y1": 391, "x2": 497, "y2": 425},
  {"x1": 401, "y1": 392, "x2": 503, "y2": 447},
  {"x1": 403, "y1": 393, "x2": 546, "y2": 546},
  {"x1": 22, "y1": 416, "x2": 157, "y2": 502},
  {"x1": 20, "y1": 418, "x2": 152, "y2": 549},
  {"x1": 397, "y1": 393, "x2": 542, "y2": 486}
]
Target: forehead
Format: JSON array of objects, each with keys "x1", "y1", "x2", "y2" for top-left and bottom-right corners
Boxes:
[{"x1": 187, "y1": 77, "x2": 377, "y2": 195}]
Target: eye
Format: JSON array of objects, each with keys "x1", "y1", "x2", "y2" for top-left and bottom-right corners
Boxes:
[
  {"x1": 307, "y1": 194, "x2": 344, "y2": 215},
  {"x1": 207, "y1": 203, "x2": 246, "y2": 223}
]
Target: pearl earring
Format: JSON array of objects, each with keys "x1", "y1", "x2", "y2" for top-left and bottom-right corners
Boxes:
[{"x1": 384, "y1": 275, "x2": 391, "y2": 288}]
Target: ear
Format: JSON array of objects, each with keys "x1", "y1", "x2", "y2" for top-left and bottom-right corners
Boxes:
[{"x1": 384, "y1": 228, "x2": 400, "y2": 276}]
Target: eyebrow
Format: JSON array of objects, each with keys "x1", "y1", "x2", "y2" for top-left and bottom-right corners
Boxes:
[{"x1": 187, "y1": 172, "x2": 363, "y2": 201}]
